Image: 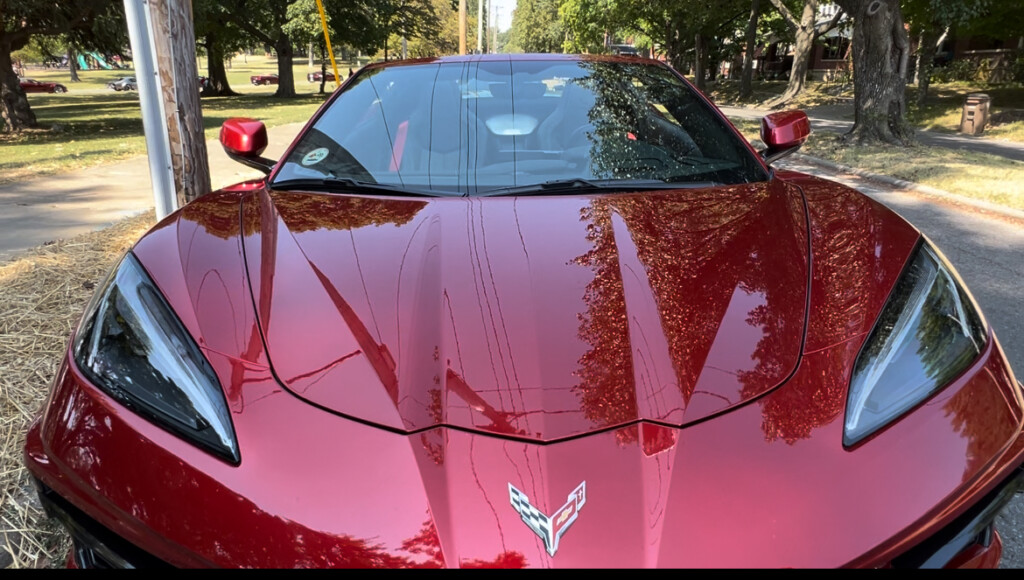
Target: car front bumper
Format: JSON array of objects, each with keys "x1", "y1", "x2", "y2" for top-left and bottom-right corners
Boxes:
[{"x1": 24, "y1": 332, "x2": 1024, "y2": 567}]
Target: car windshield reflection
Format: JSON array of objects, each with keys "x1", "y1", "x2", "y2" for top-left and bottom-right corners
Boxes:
[{"x1": 272, "y1": 59, "x2": 766, "y2": 197}]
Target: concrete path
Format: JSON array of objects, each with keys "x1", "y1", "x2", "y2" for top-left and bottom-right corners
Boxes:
[
  {"x1": 719, "y1": 104, "x2": 1024, "y2": 163},
  {"x1": 0, "y1": 122, "x2": 305, "y2": 262}
]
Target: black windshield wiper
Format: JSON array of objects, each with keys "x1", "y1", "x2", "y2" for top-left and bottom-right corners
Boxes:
[
  {"x1": 270, "y1": 177, "x2": 447, "y2": 198},
  {"x1": 481, "y1": 178, "x2": 721, "y2": 197}
]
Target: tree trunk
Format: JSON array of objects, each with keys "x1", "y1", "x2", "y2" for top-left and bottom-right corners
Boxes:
[
  {"x1": 308, "y1": 41, "x2": 314, "y2": 68},
  {"x1": 319, "y1": 44, "x2": 327, "y2": 95},
  {"x1": 68, "y1": 46, "x2": 81, "y2": 82},
  {"x1": 274, "y1": 36, "x2": 296, "y2": 97},
  {"x1": 767, "y1": 0, "x2": 818, "y2": 107},
  {"x1": 665, "y1": 18, "x2": 681, "y2": 72},
  {"x1": 739, "y1": 0, "x2": 760, "y2": 100},
  {"x1": 836, "y1": 0, "x2": 913, "y2": 145},
  {"x1": 384, "y1": 36, "x2": 389, "y2": 61},
  {"x1": 915, "y1": 26, "x2": 940, "y2": 108},
  {"x1": 694, "y1": 33, "x2": 706, "y2": 93},
  {"x1": 0, "y1": 42, "x2": 37, "y2": 132},
  {"x1": 204, "y1": 34, "x2": 238, "y2": 96}
]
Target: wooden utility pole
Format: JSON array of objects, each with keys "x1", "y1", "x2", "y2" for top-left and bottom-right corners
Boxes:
[
  {"x1": 151, "y1": 0, "x2": 209, "y2": 207},
  {"x1": 459, "y1": 0, "x2": 467, "y2": 55},
  {"x1": 126, "y1": 0, "x2": 210, "y2": 213}
]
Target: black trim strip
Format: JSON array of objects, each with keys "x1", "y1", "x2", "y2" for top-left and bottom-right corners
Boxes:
[
  {"x1": 891, "y1": 464, "x2": 1024, "y2": 568},
  {"x1": 35, "y1": 479, "x2": 171, "y2": 569}
]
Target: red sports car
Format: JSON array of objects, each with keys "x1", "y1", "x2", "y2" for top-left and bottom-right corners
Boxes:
[
  {"x1": 20, "y1": 78, "x2": 67, "y2": 93},
  {"x1": 250, "y1": 73, "x2": 278, "y2": 86},
  {"x1": 307, "y1": 70, "x2": 337, "y2": 83},
  {"x1": 24, "y1": 54, "x2": 1024, "y2": 568}
]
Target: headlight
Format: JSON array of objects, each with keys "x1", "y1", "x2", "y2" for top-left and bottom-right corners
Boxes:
[
  {"x1": 844, "y1": 240, "x2": 988, "y2": 446},
  {"x1": 73, "y1": 253, "x2": 239, "y2": 463}
]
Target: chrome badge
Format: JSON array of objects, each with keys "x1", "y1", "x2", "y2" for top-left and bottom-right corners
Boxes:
[{"x1": 508, "y1": 481, "x2": 586, "y2": 557}]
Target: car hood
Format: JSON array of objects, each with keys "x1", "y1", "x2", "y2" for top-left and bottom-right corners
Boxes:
[{"x1": 241, "y1": 180, "x2": 809, "y2": 441}]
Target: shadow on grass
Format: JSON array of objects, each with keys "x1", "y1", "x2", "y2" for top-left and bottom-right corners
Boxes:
[{"x1": 3, "y1": 93, "x2": 326, "y2": 150}]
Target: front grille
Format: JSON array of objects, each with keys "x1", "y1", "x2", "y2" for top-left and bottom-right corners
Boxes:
[{"x1": 35, "y1": 479, "x2": 171, "y2": 569}]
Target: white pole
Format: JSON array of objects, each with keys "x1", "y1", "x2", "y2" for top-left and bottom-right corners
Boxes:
[
  {"x1": 123, "y1": 0, "x2": 176, "y2": 220},
  {"x1": 477, "y1": 0, "x2": 483, "y2": 54}
]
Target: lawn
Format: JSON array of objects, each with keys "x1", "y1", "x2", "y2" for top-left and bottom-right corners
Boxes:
[
  {"x1": 728, "y1": 116, "x2": 1024, "y2": 212},
  {"x1": 2, "y1": 55, "x2": 350, "y2": 184},
  {"x1": 711, "y1": 79, "x2": 1024, "y2": 144}
]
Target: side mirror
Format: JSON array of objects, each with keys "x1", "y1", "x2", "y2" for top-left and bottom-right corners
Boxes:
[
  {"x1": 220, "y1": 118, "x2": 274, "y2": 174},
  {"x1": 760, "y1": 110, "x2": 810, "y2": 166}
]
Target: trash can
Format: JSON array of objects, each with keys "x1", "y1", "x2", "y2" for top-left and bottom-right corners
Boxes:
[{"x1": 959, "y1": 93, "x2": 991, "y2": 136}]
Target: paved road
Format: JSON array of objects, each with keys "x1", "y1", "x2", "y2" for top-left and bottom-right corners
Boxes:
[
  {"x1": 778, "y1": 156, "x2": 1024, "y2": 569},
  {"x1": 0, "y1": 122, "x2": 304, "y2": 262},
  {"x1": 720, "y1": 105, "x2": 1024, "y2": 163}
]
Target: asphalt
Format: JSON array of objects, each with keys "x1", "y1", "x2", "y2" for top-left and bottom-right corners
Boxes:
[
  {"x1": 719, "y1": 104, "x2": 1024, "y2": 163},
  {"x1": 1, "y1": 123, "x2": 1023, "y2": 567}
]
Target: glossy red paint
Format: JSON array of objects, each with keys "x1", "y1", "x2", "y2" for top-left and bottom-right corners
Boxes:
[
  {"x1": 19, "y1": 78, "x2": 66, "y2": 93},
  {"x1": 240, "y1": 181, "x2": 809, "y2": 440},
  {"x1": 219, "y1": 118, "x2": 269, "y2": 158},
  {"x1": 23, "y1": 306, "x2": 1024, "y2": 567},
  {"x1": 761, "y1": 111, "x2": 810, "y2": 150},
  {"x1": 22, "y1": 54, "x2": 1024, "y2": 568}
]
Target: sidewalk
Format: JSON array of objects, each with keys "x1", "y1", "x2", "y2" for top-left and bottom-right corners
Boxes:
[
  {"x1": 718, "y1": 104, "x2": 1024, "y2": 163},
  {"x1": 0, "y1": 122, "x2": 306, "y2": 262}
]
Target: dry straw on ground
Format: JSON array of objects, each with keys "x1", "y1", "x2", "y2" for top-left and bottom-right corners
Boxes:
[{"x1": 0, "y1": 211, "x2": 155, "y2": 568}]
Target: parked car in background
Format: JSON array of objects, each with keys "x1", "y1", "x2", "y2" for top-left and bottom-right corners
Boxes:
[
  {"x1": 307, "y1": 70, "x2": 337, "y2": 83},
  {"x1": 19, "y1": 78, "x2": 67, "y2": 93},
  {"x1": 250, "y1": 74, "x2": 279, "y2": 86},
  {"x1": 107, "y1": 77, "x2": 137, "y2": 91},
  {"x1": 198, "y1": 76, "x2": 210, "y2": 90}
]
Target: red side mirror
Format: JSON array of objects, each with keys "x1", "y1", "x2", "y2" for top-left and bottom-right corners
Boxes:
[
  {"x1": 760, "y1": 110, "x2": 810, "y2": 165},
  {"x1": 220, "y1": 118, "x2": 268, "y2": 157},
  {"x1": 220, "y1": 118, "x2": 273, "y2": 173}
]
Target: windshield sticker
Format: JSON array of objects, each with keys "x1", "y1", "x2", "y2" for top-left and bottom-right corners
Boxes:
[{"x1": 301, "y1": 147, "x2": 329, "y2": 166}]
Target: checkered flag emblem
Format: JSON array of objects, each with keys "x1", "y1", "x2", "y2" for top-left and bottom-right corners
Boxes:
[{"x1": 508, "y1": 481, "x2": 587, "y2": 556}]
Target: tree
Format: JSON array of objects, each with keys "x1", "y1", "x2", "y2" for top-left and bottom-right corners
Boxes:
[
  {"x1": 403, "y1": 0, "x2": 463, "y2": 57},
  {"x1": 1, "y1": 0, "x2": 122, "y2": 132},
  {"x1": 213, "y1": 0, "x2": 300, "y2": 97},
  {"x1": 739, "y1": 0, "x2": 761, "y2": 100},
  {"x1": 194, "y1": 0, "x2": 247, "y2": 96},
  {"x1": 283, "y1": 0, "x2": 328, "y2": 92},
  {"x1": 903, "y1": 0, "x2": 990, "y2": 106},
  {"x1": 508, "y1": 0, "x2": 563, "y2": 53},
  {"x1": 764, "y1": 0, "x2": 844, "y2": 107},
  {"x1": 560, "y1": 0, "x2": 618, "y2": 53},
  {"x1": 834, "y1": 0, "x2": 912, "y2": 144},
  {"x1": 372, "y1": 0, "x2": 442, "y2": 60}
]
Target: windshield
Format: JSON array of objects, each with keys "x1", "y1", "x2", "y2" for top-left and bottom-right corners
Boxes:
[{"x1": 272, "y1": 59, "x2": 767, "y2": 196}]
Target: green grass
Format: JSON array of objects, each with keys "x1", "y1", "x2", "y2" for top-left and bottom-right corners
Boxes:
[
  {"x1": 727, "y1": 116, "x2": 1024, "y2": 212},
  {"x1": 2, "y1": 55, "x2": 349, "y2": 184},
  {"x1": 21, "y1": 54, "x2": 354, "y2": 95},
  {"x1": 712, "y1": 79, "x2": 1024, "y2": 143}
]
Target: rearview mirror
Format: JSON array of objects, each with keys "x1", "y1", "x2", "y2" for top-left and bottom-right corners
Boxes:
[
  {"x1": 760, "y1": 111, "x2": 810, "y2": 166},
  {"x1": 220, "y1": 118, "x2": 274, "y2": 174}
]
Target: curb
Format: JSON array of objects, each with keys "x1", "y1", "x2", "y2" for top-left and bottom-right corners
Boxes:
[{"x1": 788, "y1": 153, "x2": 1024, "y2": 222}]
